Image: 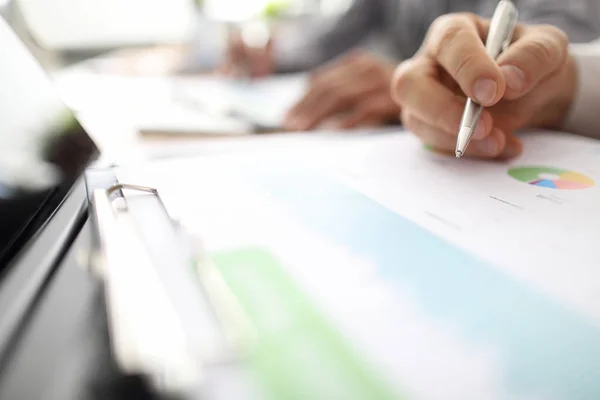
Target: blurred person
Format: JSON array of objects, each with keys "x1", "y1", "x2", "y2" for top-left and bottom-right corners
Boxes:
[
  {"x1": 219, "y1": 0, "x2": 600, "y2": 131},
  {"x1": 391, "y1": 12, "x2": 600, "y2": 159}
]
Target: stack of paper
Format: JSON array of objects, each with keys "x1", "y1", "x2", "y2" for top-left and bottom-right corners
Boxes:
[{"x1": 115, "y1": 130, "x2": 600, "y2": 399}]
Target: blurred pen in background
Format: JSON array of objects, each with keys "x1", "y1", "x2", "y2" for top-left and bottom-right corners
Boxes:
[{"x1": 223, "y1": 21, "x2": 273, "y2": 79}]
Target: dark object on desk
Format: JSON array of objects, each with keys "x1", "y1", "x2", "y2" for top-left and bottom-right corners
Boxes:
[
  {"x1": 0, "y1": 217, "x2": 158, "y2": 400},
  {"x1": 0, "y1": 11, "x2": 101, "y2": 361},
  {"x1": 0, "y1": 14, "x2": 156, "y2": 400},
  {"x1": 0, "y1": 33, "x2": 96, "y2": 269}
]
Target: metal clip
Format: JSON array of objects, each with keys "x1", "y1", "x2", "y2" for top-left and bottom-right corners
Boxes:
[{"x1": 90, "y1": 183, "x2": 255, "y2": 394}]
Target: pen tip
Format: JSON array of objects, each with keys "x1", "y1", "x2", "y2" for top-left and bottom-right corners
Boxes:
[{"x1": 455, "y1": 150, "x2": 463, "y2": 158}]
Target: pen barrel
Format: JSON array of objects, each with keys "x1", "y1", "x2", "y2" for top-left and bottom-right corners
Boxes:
[
  {"x1": 456, "y1": 99, "x2": 483, "y2": 154},
  {"x1": 456, "y1": 0, "x2": 518, "y2": 157},
  {"x1": 485, "y1": 0, "x2": 519, "y2": 59},
  {"x1": 460, "y1": 99, "x2": 484, "y2": 129}
]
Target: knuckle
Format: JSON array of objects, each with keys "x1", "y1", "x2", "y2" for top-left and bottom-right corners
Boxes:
[
  {"x1": 528, "y1": 40, "x2": 554, "y2": 66},
  {"x1": 315, "y1": 77, "x2": 333, "y2": 92},
  {"x1": 452, "y1": 52, "x2": 480, "y2": 82},
  {"x1": 539, "y1": 25, "x2": 568, "y2": 47},
  {"x1": 345, "y1": 50, "x2": 368, "y2": 65},
  {"x1": 354, "y1": 50, "x2": 370, "y2": 62},
  {"x1": 336, "y1": 89, "x2": 351, "y2": 103},
  {"x1": 430, "y1": 14, "x2": 473, "y2": 58},
  {"x1": 309, "y1": 70, "x2": 324, "y2": 84},
  {"x1": 357, "y1": 102, "x2": 375, "y2": 118},
  {"x1": 330, "y1": 85, "x2": 349, "y2": 103},
  {"x1": 364, "y1": 58, "x2": 380, "y2": 73},
  {"x1": 433, "y1": 23, "x2": 463, "y2": 58},
  {"x1": 325, "y1": 88, "x2": 340, "y2": 103},
  {"x1": 543, "y1": 26, "x2": 569, "y2": 63},
  {"x1": 402, "y1": 112, "x2": 419, "y2": 133},
  {"x1": 356, "y1": 56, "x2": 374, "y2": 72},
  {"x1": 391, "y1": 60, "x2": 417, "y2": 104}
]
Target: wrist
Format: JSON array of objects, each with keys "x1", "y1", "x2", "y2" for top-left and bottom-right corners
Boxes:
[{"x1": 537, "y1": 54, "x2": 577, "y2": 130}]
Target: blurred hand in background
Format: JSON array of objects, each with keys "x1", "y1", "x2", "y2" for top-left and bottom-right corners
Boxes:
[{"x1": 283, "y1": 51, "x2": 400, "y2": 130}]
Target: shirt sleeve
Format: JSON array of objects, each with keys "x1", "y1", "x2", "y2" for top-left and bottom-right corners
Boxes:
[
  {"x1": 516, "y1": 0, "x2": 600, "y2": 43},
  {"x1": 273, "y1": 0, "x2": 383, "y2": 72},
  {"x1": 563, "y1": 41, "x2": 600, "y2": 139}
]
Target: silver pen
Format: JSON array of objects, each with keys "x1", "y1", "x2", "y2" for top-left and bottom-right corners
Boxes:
[{"x1": 455, "y1": 0, "x2": 519, "y2": 158}]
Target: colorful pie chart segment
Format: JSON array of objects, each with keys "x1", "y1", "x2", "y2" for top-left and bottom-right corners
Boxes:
[{"x1": 508, "y1": 166, "x2": 594, "y2": 190}]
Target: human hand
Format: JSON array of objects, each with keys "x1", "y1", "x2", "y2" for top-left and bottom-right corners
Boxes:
[
  {"x1": 391, "y1": 13, "x2": 576, "y2": 159},
  {"x1": 284, "y1": 51, "x2": 401, "y2": 131},
  {"x1": 218, "y1": 27, "x2": 274, "y2": 79}
]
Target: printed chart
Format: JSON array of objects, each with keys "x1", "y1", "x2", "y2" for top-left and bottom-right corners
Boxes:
[{"x1": 508, "y1": 166, "x2": 595, "y2": 190}]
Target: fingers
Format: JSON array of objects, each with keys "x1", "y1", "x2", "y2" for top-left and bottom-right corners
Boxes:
[
  {"x1": 338, "y1": 95, "x2": 400, "y2": 129},
  {"x1": 285, "y1": 67, "x2": 360, "y2": 129},
  {"x1": 425, "y1": 13, "x2": 505, "y2": 106},
  {"x1": 403, "y1": 112, "x2": 523, "y2": 159},
  {"x1": 391, "y1": 13, "x2": 569, "y2": 161},
  {"x1": 392, "y1": 58, "x2": 493, "y2": 140},
  {"x1": 284, "y1": 53, "x2": 392, "y2": 130},
  {"x1": 497, "y1": 25, "x2": 569, "y2": 100},
  {"x1": 424, "y1": 14, "x2": 568, "y2": 104}
]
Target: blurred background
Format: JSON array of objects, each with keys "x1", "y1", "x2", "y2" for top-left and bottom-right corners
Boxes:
[
  {"x1": 0, "y1": 0, "x2": 380, "y2": 73},
  {"x1": 0, "y1": 0, "x2": 397, "y2": 161}
]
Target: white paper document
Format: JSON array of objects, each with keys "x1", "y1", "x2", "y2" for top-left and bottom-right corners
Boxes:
[
  {"x1": 317, "y1": 132, "x2": 600, "y2": 322},
  {"x1": 173, "y1": 73, "x2": 307, "y2": 129},
  {"x1": 116, "y1": 130, "x2": 600, "y2": 400},
  {"x1": 53, "y1": 71, "x2": 307, "y2": 134}
]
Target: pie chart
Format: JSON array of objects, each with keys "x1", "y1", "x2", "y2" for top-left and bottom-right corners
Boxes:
[{"x1": 508, "y1": 166, "x2": 594, "y2": 190}]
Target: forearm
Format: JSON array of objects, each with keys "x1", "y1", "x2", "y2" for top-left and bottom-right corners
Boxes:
[
  {"x1": 271, "y1": 20, "x2": 325, "y2": 73},
  {"x1": 273, "y1": 0, "x2": 382, "y2": 72}
]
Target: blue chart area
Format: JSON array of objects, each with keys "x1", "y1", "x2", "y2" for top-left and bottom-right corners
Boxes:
[
  {"x1": 240, "y1": 160, "x2": 600, "y2": 400},
  {"x1": 533, "y1": 179, "x2": 556, "y2": 188}
]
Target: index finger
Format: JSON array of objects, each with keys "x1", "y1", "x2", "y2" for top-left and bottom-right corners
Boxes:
[
  {"x1": 425, "y1": 13, "x2": 506, "y2": 107},
  {"x1": 496, "y1": 24, "x2": 569, "y2": 100}
]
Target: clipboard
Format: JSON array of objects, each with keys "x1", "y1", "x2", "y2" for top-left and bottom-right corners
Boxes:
[{"x1": 90, "y1": 183, "x2": 256, "y2": 396}]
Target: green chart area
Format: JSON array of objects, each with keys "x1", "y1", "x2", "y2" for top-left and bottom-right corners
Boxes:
[{"x1": 210, "y1": 247, "x2": 403, "y2": 400}]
